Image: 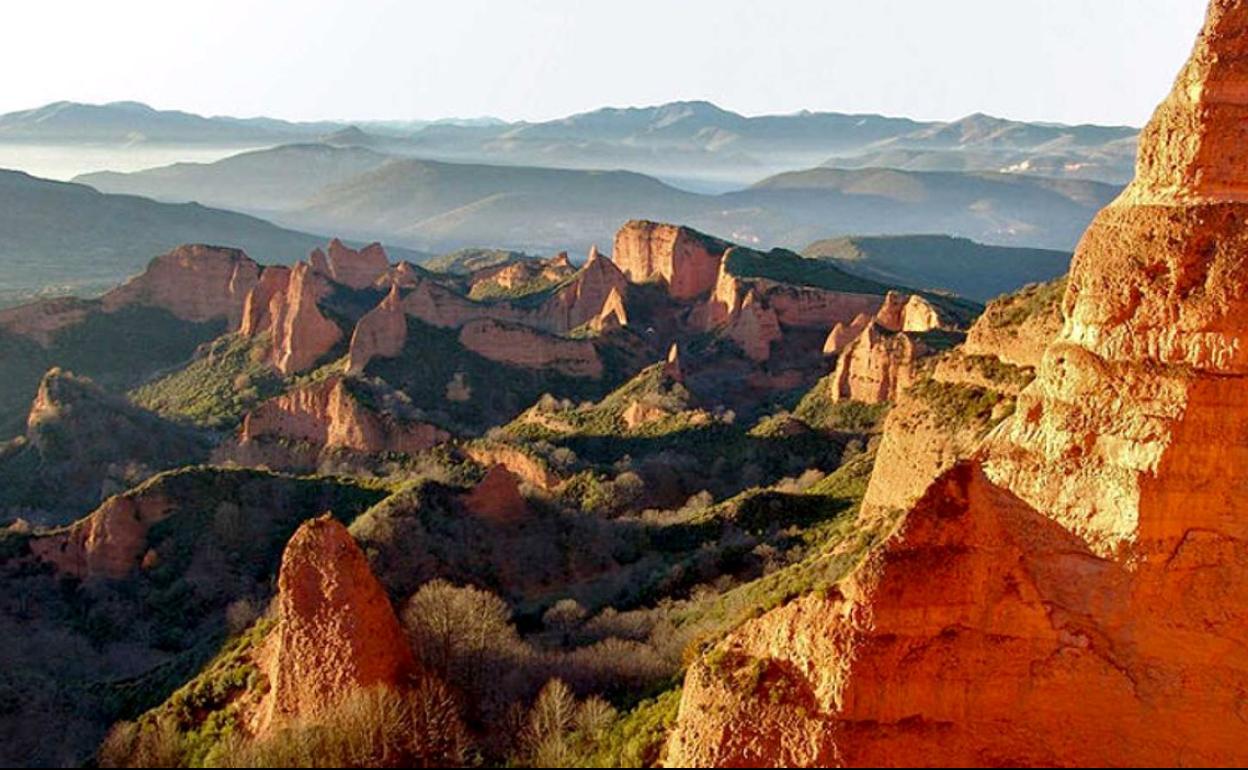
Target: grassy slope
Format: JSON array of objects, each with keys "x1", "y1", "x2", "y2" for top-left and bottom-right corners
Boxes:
[{"x1": 802, "y1": 233, "x2": 1069, "y2": 302}]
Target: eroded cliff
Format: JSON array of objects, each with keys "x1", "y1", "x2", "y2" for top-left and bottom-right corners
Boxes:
[{"x1": 668, "y1": 2, "x2": 1248, "y2": 764}]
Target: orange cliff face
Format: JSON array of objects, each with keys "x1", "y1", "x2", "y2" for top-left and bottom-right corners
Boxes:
[
  {"x1": 668, "y1": 1, "x2": 1248, "y2": 765},
  {"x1": 239, "y1": 260, "x2": 343, "y2": 376},
  {"x1": 458, "y1": 318, "x2": 604, "y2": 378},
  {"x1": 101, "y1": 245, "x2": 261, "y2": 328},
  {"x1": 0, "y1": 245, "x2": 258, "y2": 348},
  {"x1": 263, "y1": 516, "x2": 416, "y2": 725},
  {"x1": 613, "y1": 219, "x2": 729, "y2": 299},
  {"x1": 27, "y1": 493, "x2": 174, "y2": 580},
  {"x1": 828, "y1": 321, "x2": 930, "y2": 404},
  {"x1": 324, "y1": 238, "x2": 391, "y2": 290},
  {"x1": 236, "y1": 375, "x2": 449, "y2": 459},
  {"x1": 536, "y1": 246, "x2": 631, "y2": 333},
  {"x1": 721, "y1": 290, "x2": 783, "y2": 362},
  {"x1": 346, "y1": 283, "x2": 407, "y2": 374},
  {"x1": 705, "y1": 254, "x2": 884, "y2": 331},
  {"x1": 460, "y1": 464, "x2": 530, "y2": 523}
]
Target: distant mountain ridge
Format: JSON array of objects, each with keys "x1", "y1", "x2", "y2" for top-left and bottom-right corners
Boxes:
[
  {"x1": 2, "y1": 99, "x2": 1139, "y2": 186},
  {"x1": 76, "y1": 144, "x2": 1120, "y2": 255}
]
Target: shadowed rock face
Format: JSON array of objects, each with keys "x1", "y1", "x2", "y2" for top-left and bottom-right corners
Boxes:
[
  {"x1": 460, "y1": 464, "x2": 529, "y2": 522},
  {"x1": 668, "y1": 1, "x2": 1248, "y2": 765},
  {"x1": 266, "y1": 516, "x2": 416, "y2": 723},
  {"x1": 346, "y1": 283, "x2": 406, "y2": 373}
]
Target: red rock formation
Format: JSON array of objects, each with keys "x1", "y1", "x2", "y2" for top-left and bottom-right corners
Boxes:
[
  {"x1": 669, "y1": 4, "x2": 1248, "y2": 764},
  {"x1": 706, "y1": 254, "x2": 885, "y2": 333},
  {"x1": 540, "y1": 247, "x2": 631, "y2": 332},
  {"x1": 101, "y1": 245, "x2": 260, "y2": 328},
  {"x1": 401, "y1": 276, "x2": 505, "y2": 329},
  {"x1": 239, "y1": 266, "x2": 292, "y2": 338},
  {"x1": 721, "y1": 290, "x2": 783, "y2": 362},
  {"x1": 829, "y1": 322, "x2": 931, "y2": 404},
  {"x1": 612, "y1": 220, "x2": 729, "y2": 299},
  {"x1": 464, "y1": 442, "x2": 565, "y2": 491},
  {"x1": 269, "y1": 262, "x2": 343, "y2": 375},
  {"x1": 325, "y1": 239, "x2": 390, "y2": 290},
  {"x1": 548, "y1": 251, "x2": 573, "y2": 270},
  {"x1": 872, "y1": 290, "x2": 907, "y2": 331},
  {"x1": 265, "y1": 516, "x2": 416, "y2": 722},
  {"x1": 962, "y1": 279, "x2": 1065, "y2": 369},
  {"x1": 0, "y1": 297, "x2": 94, "y2": 346},
  {"x1": 346, "y1": 283, "x2": 407, "y2": 374},
  {"x1": 458, "y1": 318, "x2": 603, "y2": 378},
  {"x1": 899, "y1": 294, "x2": 950, "y2": 332},
  {"x1": 28, "y1": 493, "x2": 173, "y2": 580},
  {"x1": 308, "y1": 247, "x2": 331, "y2": 275},
  {"x1": 590, "y1": 286, "x2": 629, "y2": 332},
  {"x1": 460, "y1": 465, "x2": 529, "y2": 522},
  {"x1": 822, "y1": 313, "x2": 871, "y2": 356},
  {"x1": 238, "y1": 376, "x2": 448, "y2": 456},
  {"x1": 663, "y1": 343, "x2": 685, "y2": 382},
  {"x1": 391, "y1": 261, "x2": 425, "y2": 288}
]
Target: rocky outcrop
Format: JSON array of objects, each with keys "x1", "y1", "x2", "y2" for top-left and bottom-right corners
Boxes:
[
  {"x1": 464, "y1": 441, "x2": 564, "y2": 491},
  {"x1": 467, "y1": 251, "x2": 576, "y2": 299},
  {"x1": 102, "y1": 245, "x2": 260, "y2": 328},
  {"x1": 0, "y1": 369, "x2": 210, "y2": 525},
  {"x1": 238, "y1": 376, "x2": 448, "y2": 458},
  {"x1": 238, "y1": 260, "x2": 344, "y2": 375},
  {"x1": 460, "y1": 465, "x2": 529, "y2": 522},
  {"x1": 458, "y1": 318, "x2": 603, "y2": 378},
  {"x1": 822, "y1": 313, "x2": 871, "y2": 356},
  {"x1": 872, "y1": 290, "x2": 907, "y2": 331},
  {"x1": 613, "y1": 220, "x2": 729, "y2": 299},
  {"x1": 829, "y1": 322, "x2": 931, "y2": 403},
  {"x1": 28, "y1": 492, "x2": 174, "y2": 580},
  {"x1": 268, "y1": 262, "x2": 343, "y2": 375},
  {"x1": 538, "y1": 247, "x2": 631, "y2": 332},
  {"x1": 0, "y1": 297, "x2": 94, "y2": 347},
  {"x1": 590, "y1": 286, "x2": 629, "y2": 332},
  {"x1": 721, "y1": 290, "x2": 782, "y2": 362},
  {"x1": 239, "y1": 266, "x2": 292, "y2": 337},
  {"x1": 324, "y1": 239, "x2": 390, "y2": 290},
  {"x1": 669, "y1": 3, "x2": 1248, "y2": 764},
  {"x1": 961, "y1": 278, "x2": 1066, "y2": 369},
  {"x1": 900, "y1": 294, "x2": 951, "y2": 332},
  {"x1": 707, "y1": 259, "x2": 883, "y2": 331},
  {"x1": 401, "y1": 276, "x2": 504, "y2": 329},
  {"x1": 871, "y1": 290, "x2": 952, "y2": 333},
  {"x1": 663, "y1": 343, "x2": 685, "y2": 382},
  {"x1": 346, "y1": 283, "x2": 407, "y2": 374},
  {"x1": 265, "y1": 516, "x2": 415, "y2": 722}
]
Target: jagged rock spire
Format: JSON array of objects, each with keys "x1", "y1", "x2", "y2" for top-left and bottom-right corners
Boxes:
[{"x1": 1128, "y1": 0, "x2": 1248, "y2": 203}]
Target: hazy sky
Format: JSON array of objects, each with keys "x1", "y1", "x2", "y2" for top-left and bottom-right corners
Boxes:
[{"x1": 4, "y1": 0, "x2": 1209, "y2": 126}]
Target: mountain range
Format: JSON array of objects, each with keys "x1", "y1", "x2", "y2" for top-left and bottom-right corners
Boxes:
[
  {"x1": 75, "y1": 143, "x2": 1119, "y2": 257},
  {"x1": 0, "y1": 99, "x2": 1138, "y2": 188}
]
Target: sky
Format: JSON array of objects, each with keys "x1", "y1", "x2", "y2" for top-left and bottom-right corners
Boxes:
[{"x1": 2, "y1": 0, "x2": 1210, "y2": 127}]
